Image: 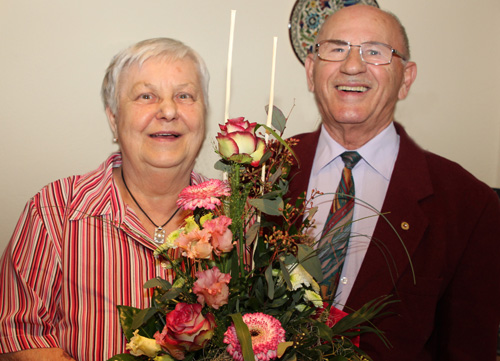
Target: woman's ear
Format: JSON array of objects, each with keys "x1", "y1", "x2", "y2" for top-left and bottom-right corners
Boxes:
[{"x1": 105, "y1": 106, "x2": 118, "y2": 139}]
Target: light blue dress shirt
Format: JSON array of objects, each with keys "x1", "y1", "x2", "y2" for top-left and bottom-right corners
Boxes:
[{"x1": 306, "y1": 122, "x2": 400, "y2": 308}]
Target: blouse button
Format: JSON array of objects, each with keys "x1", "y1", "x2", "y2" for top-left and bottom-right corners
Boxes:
[{"x1": 401, "y1": 221, "x2": 410, "y2": 231}]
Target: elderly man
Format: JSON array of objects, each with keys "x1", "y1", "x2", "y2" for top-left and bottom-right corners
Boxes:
[{"x1": 287, "y1": 4, "x2": 500, "y2": 360}]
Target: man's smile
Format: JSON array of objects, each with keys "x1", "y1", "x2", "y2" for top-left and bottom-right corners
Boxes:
[{"x1": 336, "y1": 85, "x2": 369, "y2": 93}]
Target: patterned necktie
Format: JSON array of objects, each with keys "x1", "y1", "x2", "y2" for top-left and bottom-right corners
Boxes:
[{"x1": 318, "y1": 151, "x2": 362, "y2": 297}]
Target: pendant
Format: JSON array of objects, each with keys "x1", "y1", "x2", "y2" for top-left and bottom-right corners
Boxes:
[{"x1": 154, "y1": 227, "x2": 166, "y2": 244}]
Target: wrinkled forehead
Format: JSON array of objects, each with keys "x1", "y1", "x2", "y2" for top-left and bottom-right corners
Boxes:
[
  {"x1": 317, "y1": 6, "x2": 403, "y2": 49},
  {"x1": 118, "y1": 56, "x2": 199, "y2": 87}
]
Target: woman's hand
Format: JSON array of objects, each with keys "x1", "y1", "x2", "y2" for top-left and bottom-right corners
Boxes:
[{"x1": 0, "y1": 348, "x2": 76, "y2": 361}]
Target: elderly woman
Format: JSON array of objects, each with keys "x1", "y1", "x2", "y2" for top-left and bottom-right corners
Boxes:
[{"x1": 0, "y1": 38, "x2": 209, "y2": 361}]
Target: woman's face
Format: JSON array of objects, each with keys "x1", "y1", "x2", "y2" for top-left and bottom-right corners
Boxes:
[{"x1": 107, "y1": 56, "x2": 206, "y2": 175}]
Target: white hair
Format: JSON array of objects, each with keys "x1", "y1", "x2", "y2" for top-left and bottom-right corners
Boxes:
[{"x1": 101, "y1": 38, "x2": 210, "y2": 114}]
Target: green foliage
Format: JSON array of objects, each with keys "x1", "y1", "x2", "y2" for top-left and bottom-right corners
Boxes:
[
  {"x1": 265, "y1": 104, "x2": 287, "y2": 133},
  {"x1": 143, "y1": 277, "x2": 172, "y2": 290},
  {"x1": 108, "y1": 354, "x2": 146, "y2": 361},
  {"x1": 230, "y1": 313, "x2": 256, "y2": 361},
  {"x1": 117, "y1": 306, "x2": 162, "y2": 341},
  {"x1": 248, "y1": 197, "x2": 283, "y2": 216},
  {"x1": 297, "y1": 244, "x2": 323, "y2": 282}
]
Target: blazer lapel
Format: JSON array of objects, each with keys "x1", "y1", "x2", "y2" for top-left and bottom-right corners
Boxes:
[
  {"x1": 287, "y1": 129, "x2": 321, "y2": 206},
  {"x1": 346, "y1": 123, "x2": 434, "y2": 309}
]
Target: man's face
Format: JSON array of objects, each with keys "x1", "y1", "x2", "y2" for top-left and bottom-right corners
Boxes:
[{"x1": 305, "y1": 5, "x2": 416, "y2": 143}]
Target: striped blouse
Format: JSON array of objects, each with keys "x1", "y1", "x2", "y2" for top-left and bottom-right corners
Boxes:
[{"x1": 0, "y1": 153, "x2": 205, "y2": 360}]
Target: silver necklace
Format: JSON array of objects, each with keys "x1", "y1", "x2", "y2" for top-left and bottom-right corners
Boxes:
[{"x1": 121, "y1": 169, "x2": 180, "y2": 244}]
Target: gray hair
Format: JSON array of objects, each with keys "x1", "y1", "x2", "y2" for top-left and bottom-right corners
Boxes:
[
  {"x1": 101, "y1": 38, "x2": 210, "y2": 114},
  {"x1": 386, "y1": 10, "x2": 411, "y2": 60}
]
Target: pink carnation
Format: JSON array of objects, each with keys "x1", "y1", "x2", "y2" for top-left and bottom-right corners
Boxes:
[
  {"x1": 193, "y1": 267, "x2": 231, "y2": 309},
  {"x1": 175, "y1": 229, "x2": 213, "y2": 259},
  {"x1": 177, "y1": 179, "x2": 231, "y2": 211},
  {"x1": 203, "y1": 216, "x2": 234, "y2": 255},
  {"x1": 224, "y1": 313, "x2": 285, "y2": 361}
]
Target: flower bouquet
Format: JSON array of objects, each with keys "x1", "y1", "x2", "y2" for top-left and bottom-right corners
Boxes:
[{"x1": 108, "y1": 108, "x2": 393, "y2": 361}]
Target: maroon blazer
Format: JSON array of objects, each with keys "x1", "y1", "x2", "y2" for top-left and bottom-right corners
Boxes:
[{"x1": 287, "y1": 122, "x2": 500, "y2": 360}]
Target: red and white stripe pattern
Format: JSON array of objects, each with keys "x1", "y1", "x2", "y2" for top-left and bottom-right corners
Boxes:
[{"x1": 0, "y1": 153, "x2": 203, "y2": 360}]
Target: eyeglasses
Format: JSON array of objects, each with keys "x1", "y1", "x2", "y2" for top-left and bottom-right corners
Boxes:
[{"x1": 315, "y1": 40, "x2": 407, "y2": 65}]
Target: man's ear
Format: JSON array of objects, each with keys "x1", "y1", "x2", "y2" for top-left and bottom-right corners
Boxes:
[
  {"x1": 398, "y1": 61, "x2": 417, "y2": 100},
  {"x1": 305, "y1": 54, "x2": 316, "y2": 92},
  {"x1": 105, "y1": 106, "x2": 118, "y2": 138}
]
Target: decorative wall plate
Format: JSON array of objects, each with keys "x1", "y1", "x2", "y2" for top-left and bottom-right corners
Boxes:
[{"x1": 289, "y1": 0, "x2": 379, "y2": 65}]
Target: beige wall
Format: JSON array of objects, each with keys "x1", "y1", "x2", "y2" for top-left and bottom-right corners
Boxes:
[{"x1": 1, "y1": 0, "x2": 499, "y2": 254}]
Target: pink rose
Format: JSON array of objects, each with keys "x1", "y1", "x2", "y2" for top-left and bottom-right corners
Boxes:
[
  {"x1": 217, "y1": 117, "x2": 266, "y2": 166},
  {"x1": 193, "y1": 267, "x2": 231, "y2": 309},
  {"x1": 175, "y1": 229, "x2": 213, "y2": 259},
  {"x1": 154, "y1": 303, "x2": 216, "y2": 360},
  {"x1": 203, "y1": 216, "x2": 234, "y2": 255}
]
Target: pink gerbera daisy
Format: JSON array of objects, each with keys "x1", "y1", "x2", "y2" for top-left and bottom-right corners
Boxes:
[
  {"x1": 223, "y1": 313, "x2": 285, "y2": 361},
  {"x1": 177, "y1": 179, "x2": 231, "y2": 210}
]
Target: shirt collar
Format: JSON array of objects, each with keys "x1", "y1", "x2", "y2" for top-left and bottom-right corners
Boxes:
[
  {"x1": 67, "y1": 152, "x2": 209, "y2": 223},
  {"x1": 312, "y1": 122, "x2": 399, "y2": 180},
  {"x1": 67, "y1": 152, "x2": 124, "y2": 222}
]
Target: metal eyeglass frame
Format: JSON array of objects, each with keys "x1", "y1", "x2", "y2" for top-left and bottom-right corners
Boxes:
[{"x1": 315, "y1": 39, "x2": 408, "y2": 65}]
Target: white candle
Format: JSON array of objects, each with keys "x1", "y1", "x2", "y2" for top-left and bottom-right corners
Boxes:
[
  {"x1": 261, "y1": 37, "x2": 278, "y2": 188},
  {"x1": 224, "y1": 10, "x2": 236, "y2": 123},
  {"x1": 265, "y1": 36, "x2": 278, "y2": 128}
]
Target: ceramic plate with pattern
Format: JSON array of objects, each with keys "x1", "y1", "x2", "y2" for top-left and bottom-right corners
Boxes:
[{"x1": 289, "y1": 0, "x2": 379, "y2": 65}]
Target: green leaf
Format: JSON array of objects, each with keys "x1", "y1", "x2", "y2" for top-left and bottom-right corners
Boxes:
[
  {"x1": 107, "y1": 353, "x2": 141, "y2": 361},
  {"x1": 214, "y1": 159, "x2": 231, "y2": 172},
  {"x1": 331, "y1": 356, "x2": 350, "y2": 361},
  {"x1": 248, "y1": 198, "x2": 283, "y2": 216},
  {"x1": 253, "y1": 277, "x2": 265, "y2": 304},
  {"x1": 117, "y1": 305, "x2": 142, "y2": 340},
  {"x1": 269, "y1": 297, "x2": 289, "y2": 308},
  {"x1": 160, "y1": 287, "x2": 183, "y2": 302},
  {"x1": 255, "y1": 123, "x2": 298, "y2": 164},
  {"x1": 278, "y1": 310, "x2": 293, "y2": 326},
  {"x1": 265, "y1": 266, "x2": 275, "y2": 300},
  {"x1": 155, "y1": 355, "x2": 175, "y2": 361},
  {"x1": 143, "y1": 277, "x2": 172, "y2": 291},
  {"x1": 268, "y1": 167, "x2": 283, "y2": 187},
  {"x1": 277, "y1": 179, "x2": 289, "y2": 197},
  {"x1": 253, "y1": 238, "x2": 270, "y2": 269},
  {"x1": 131, "y1": 307, "x2": 158, "y2": 331},
  {"x1": 279, "y1": 260, "x2": 293, "y2": 290},
  {"x1": 314, "y1": 319, "x2": 334, "y2": 339},
  {"x1": 258, "y1": 150, "x2": 273, "y2": 165},
  {"x1": 117, "y1": 305, "x2": 164, "y2": 341},
  {"x1": 273, "y1": 284, "x2": 287, "y2": 298},
  {"x1": 229, "y1": 153, "x2": 253, "y2": 164},
  {"x1": 261, "y1": 190, "x2": 282, "y2": 200},
  {"x1": 245, "y1": 222, "x2": 260, "y2": 246},
  {"x1": 297, "y1": 244, "x2": 323, "y2": 282},
  {"x1": 265, "y1": 105, "x2": 287, "y2": 133},
  {"x1": 229, "y1": 250, "x2": 240, "y2": 284},
  {"x1": 277, "y1": 341, "x2": 294, "y2": 358},
  {"x1": 230, "y1": 313, "x2": 255, "y2": 361},
  {"x1": 281, "y1": 253, "x2": 298, "y2": 266}
]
